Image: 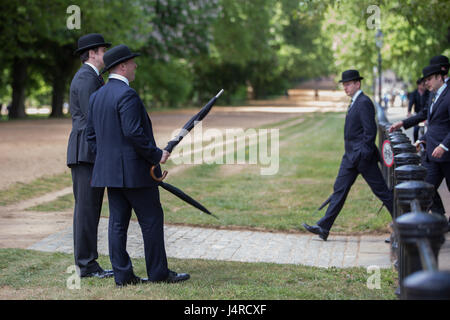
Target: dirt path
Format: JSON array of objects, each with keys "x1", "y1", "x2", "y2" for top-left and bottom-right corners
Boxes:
[{"x1": 0, "y1": 89, "x2": 348, "y2": 249}]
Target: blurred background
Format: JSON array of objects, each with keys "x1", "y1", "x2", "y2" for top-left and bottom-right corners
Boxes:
[{"x1": 0, "y1": 0, "x2": 449, "y2": 119}]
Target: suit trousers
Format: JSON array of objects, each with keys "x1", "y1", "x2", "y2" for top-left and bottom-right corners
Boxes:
[
  {"x1": 71, "y1": 163, "x2": 105, "y2": 275},
  {"x1": 422, "y1": 159, "x2": 450, "y2": 215},
  {"x1": 107, "y1": 187, "x2": 169, "y2": 284},
  {"x1": 317, "y1": 156, "x2": 394, "y2": 231}
]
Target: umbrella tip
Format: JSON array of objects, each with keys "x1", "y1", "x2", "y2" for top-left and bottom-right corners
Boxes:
[{"x1": 216, "y1": 89, "x2": 224, "y2": 98}]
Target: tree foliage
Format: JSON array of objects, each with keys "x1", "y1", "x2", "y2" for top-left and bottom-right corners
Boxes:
[{"x1": 0, "y1": 0, "x2": 449, "y2": 118}]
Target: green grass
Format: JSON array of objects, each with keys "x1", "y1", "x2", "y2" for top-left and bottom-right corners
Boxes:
[
  {"x1": 23, "y1": 112, "x2": 392, "y2": 234},
  {"x1": 0, "y1": 171, "x2": 72, "y2": 206},
  {"x1": 0, "y1": 248, "x2": 397, "y2": 300}
]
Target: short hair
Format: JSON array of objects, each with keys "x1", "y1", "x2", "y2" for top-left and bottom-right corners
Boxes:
[{"x1": 80, "y1": 47, "x2": 99, "y2": 63}]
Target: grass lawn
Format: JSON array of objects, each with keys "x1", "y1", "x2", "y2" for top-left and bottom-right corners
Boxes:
[
  {"x1": 24, "y1": 112, "x2": 392, "y2": 234},
  {"x1": 0, "y1": 248, "x2": 397, "y2": 300},
  {"x1": 0, "y1": 112, "x2": 398, "y2": 300}
]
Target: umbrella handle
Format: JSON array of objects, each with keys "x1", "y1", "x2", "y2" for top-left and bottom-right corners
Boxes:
[{"x1": 150, "y1": 165, "x2": 168, "y2": 182}]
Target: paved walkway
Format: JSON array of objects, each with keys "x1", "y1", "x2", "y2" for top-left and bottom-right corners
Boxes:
[{"x1": 28, "y1": 218, "x2": 393, "y2": 268}]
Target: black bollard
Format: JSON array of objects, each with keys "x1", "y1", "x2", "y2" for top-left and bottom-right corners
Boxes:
[
  {"x1": 395, "y1": 210, "x2": 448, "y2": 297},
  {"x1": 392, "y1": 143, "x2": 417, "y2": 156},
  {"x1": 394, "y1": 153, "x2": 421, "y2": 167},
  {"x1": 394, "y1": 181, "x2": 434, "y2": 219},
  {"x1": 402, "y1": 271, "x2": 450, "y2": 300},
  {"x1": 394, "y1": 165, "x2": 427, "y2": 186}
]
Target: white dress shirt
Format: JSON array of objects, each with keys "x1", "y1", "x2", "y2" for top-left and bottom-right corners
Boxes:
[
  {"x1": 108, "y1": 73, "x2": 129, "y2": 86},
  {"x1": 84, "y1": 62, "x2": 100, "y2": 76}
]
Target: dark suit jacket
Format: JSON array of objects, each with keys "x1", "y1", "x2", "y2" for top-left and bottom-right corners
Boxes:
[
  {"x1": 86, "y1": 78, "x2": 163, "y2": 188},
  {"x1": 420, "y1": 84, "x2": 450, "y2": 163},
  {"x1": 408, "y1": 89, "x2": 429, "y2": 114},
  {"x1": 343, "y1": 92, "x2": 379, "y2": 166},
  {"x1": 67, "y1": 64, "x2": 104, "y2": 167}
]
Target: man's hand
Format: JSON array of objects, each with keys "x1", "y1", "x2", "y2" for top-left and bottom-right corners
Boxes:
[
  {"x1": 160, "y1": 150, "x2": 170, "y2": 164},
  {"x1": 414, "y1": 140, "x2": 425, "y2": 152},
  {"x1": 432, "y1": 145, "x2": 446, "y2": 159},
  {"x1": 389, "y1": 121, "x2": 403, "y2": 132}
]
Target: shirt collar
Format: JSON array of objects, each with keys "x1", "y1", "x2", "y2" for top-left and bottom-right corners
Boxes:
[
  {"x1": 351, "y1": 90, "x2": 362, "y2": 103},
  {"x1": 84, "y1": 62, "x2": 99, "y2": 76},
  {"x1": 435, "y1": 82, "x2": 447, "y2": 98},
  {"x1": 109, "y1": 73, "x2": 129, "y2": 86}
]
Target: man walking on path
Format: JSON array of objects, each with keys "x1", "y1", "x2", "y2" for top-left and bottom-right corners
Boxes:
[
  {"x1": 67, "y1": 33, "x2": 113, "y2": 278},
  {"x1": 303, "y1": 70, "x2": 393, "y2": 241},
  {"x1": 86, "y1": 44, "x2": 189, "y2": 287}
]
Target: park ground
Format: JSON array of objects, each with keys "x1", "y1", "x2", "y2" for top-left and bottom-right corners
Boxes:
[{"x1": 1, "y1": 88, "x2": 445, "y2": 300}]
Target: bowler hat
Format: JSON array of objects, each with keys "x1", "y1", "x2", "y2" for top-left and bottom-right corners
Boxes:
[
  {"x1": 102, "y1": 44, "x2": 140, "y2": 73},
  {"x1": 339, "y1": 69, "x2": 364, "y2": 83},
  {"x1": 74, "y1": 33, "x2": 111, "y2": 54},
  {"x1": 430, "y1": 55, "x2": 450, "y2": 68},
  {"x1": 422, "y1": 64, "x2": 445, "y2": 79}
]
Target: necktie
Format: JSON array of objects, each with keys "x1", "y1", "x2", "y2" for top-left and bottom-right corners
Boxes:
[
  {"x1": 98, "y1": 75, "x2": 105, "y2": 86},
  {"x1": 429, "y1": 96, "x2": 436, "y2": 115},
  {"x1": 346, "y1": 100, "x2": 353, "y2": 114}
]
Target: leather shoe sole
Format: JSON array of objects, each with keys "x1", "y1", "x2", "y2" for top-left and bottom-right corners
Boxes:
[
  {"x1": 81, "y1": 269, "x2": 114, "y2": 279},
  {"x1": 116, "y1": 275, "x2": 145, "y2": 288},
  {"x1": 303, "y1": 223, "x2": 329, "y2": 241}
]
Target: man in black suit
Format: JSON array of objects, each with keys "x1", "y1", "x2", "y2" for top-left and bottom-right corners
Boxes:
[
  {"x1": 414, "y1": 65, "x2": 450, "y2": 217},
  {"x1": 408, "y1": 78, "x2": 430, "y2": 142},
  {"x1": 67, "y1": 34, "x2": 113, "y2": 278},
  {"x1": 86, "y1": 44, "x2": 190, "y2": 287},
  {"x1": 303, "y1": 70, "x2": 393, "y2": 241},
  {"x1": 390, "y1": 64, "x2": 450, "y2": 218}
]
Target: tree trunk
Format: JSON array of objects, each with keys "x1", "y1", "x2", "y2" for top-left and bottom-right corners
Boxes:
[
  {"x1": 9, "y1": 57, "x2": 28, "y2": 119},
  {"x1": 50, "y1": 74, "x2": 66, "y2": 118}
]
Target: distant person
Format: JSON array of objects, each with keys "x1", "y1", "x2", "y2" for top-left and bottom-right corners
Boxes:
[
  {"x1": 407, "y1": 78, "x2": 430, "y2": 142},
  {"x1": 67, "y1": 33, "x2": 113, "y2": 279},
  {"x1": 86, "y1": 44, "x2": 190, "y2": 286},
  {"x1": 303, "y1": 70, "x2": 393, "y2": 241}
]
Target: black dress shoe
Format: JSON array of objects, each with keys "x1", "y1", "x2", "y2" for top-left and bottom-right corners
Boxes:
[
  {"x1": 116, "y1": 274, "x2": 145, "y2": 288},
  {"x1": 163, "y1": 270, "x2": 190, "y2": 283},
  {"x1": 303, "y1": 223, "x2": 329, "y2": 241},
  {"x1": 81, "y1": 269, "x2": 114, "y2": 279}
]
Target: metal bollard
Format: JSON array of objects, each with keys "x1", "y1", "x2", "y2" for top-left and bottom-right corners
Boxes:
[
  {"x1": 385, "y1": 137, "x2": 413, "y2": 189},
  {"x1": 392, "y1": 143, "x2": 417, "y2": 156},
  {"x1": 402, "y1": 271, "x2": 450, "y2": 300},
  {"x1": 394, "y1": 181, "x2": 434, "y2": 219},
  {"x1": 395, "y1": 210, "x2": 448, "y2": 297},
  {"x1": 394, "y1": 152, "x2": 421, "y2": 167},
  {"x1": 394, "y1": 164, "x2": 427, "y2": 186}
]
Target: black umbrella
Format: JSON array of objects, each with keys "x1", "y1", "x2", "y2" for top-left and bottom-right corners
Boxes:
[
  {"x1": 150, "y1": 89, "x2": 224, "y2": 218},
  {"x1": 151, "y1": 89, "x2": 224, "y2": 182},
  {"x1": 160, "y1": 181, "x2": 218, "y2": 219}
]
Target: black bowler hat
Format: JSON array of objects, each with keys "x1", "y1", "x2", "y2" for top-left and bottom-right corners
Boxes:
[
  {"x1": 430, "y1": 55, "x2": 450, "y2": 68},
  {"x1": 339, "y1": 69, "x2": 364, "y2": 83},
  {"x1": 422, "y1": 64, "x2": 445, "y2": 79},
  {"x1": 102, "y1": 44, "x2": 140, "y2": 73},
  {"x1": 74, "y1": 33, "x2": 111, "y2": 54}
]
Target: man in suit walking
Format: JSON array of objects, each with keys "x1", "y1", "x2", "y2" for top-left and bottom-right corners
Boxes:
[
  {"x1": 86, "y1": 44, "x2": 190, "y2": 287},
  {"x1": 303, "y1": 70, "x2": 393, "y2": 241},
  {"x1": 67, "y1": 33, "x2": 113, "y2": 278}
]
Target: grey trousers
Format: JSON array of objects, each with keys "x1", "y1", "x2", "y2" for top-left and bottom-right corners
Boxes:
[{"x1": 71, "y1": 163, "x2": 105, "y2": 275}]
